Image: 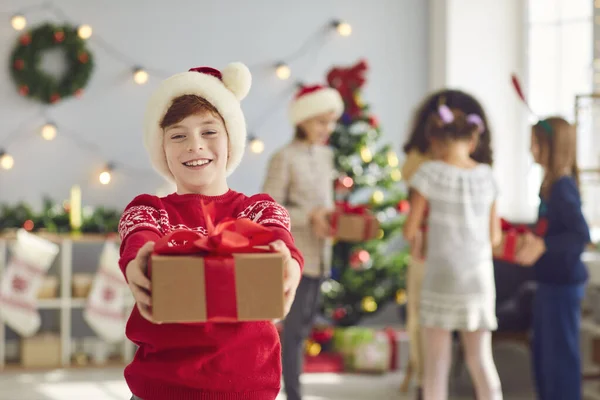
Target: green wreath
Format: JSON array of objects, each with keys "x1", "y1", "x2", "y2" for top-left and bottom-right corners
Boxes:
[{"x1": 9, "y1": 23, "x2": 94, "y2": 104}]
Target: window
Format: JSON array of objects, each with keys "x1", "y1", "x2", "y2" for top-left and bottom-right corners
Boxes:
[{"x1": 527, "y1": 0, "x2": 593, "y2": 213}]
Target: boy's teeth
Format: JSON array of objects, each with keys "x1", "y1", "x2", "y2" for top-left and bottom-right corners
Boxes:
[{"x1": 184, "y1": 160, "x2": 210, "y2": 166}]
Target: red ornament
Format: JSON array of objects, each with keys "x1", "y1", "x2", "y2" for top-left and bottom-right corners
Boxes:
[
  {"x1": 12, "y1": 275, "x2": 28, "y2": 292},
  {"x1": 74, "y1": 88, "x2": 84, "y2": 98},
  {"x1": 19, "y1": 34, "x2": 31, "y2": 46},
  {"x1": 54, "y1": 31, "x2": 65, "y2": 43},
  {"x1": 19, "y1": 85, "x2": 29, "y2": 96},
  {"x1": 368, "y1": 115, "x2": 379, "y2": 128},
  {"x1": 332, "y1": 308, "x2": 347, "y2": 321},
  {"x1": 13, "y1": 59, "x2": 25, "y2": 71},
  {"x1": 78, "y1": 52, "x2": 89, "y2": 64},
  {"x1": 397, "y1": 200, "x2": 410, "y2": 213},
  {"x1": 350, "y1": 249, "x2": 370, "y2": 269},
  {"x1": 50, "y1": 93, "x2": 61, "y2": 103},
  {"x1": 311, "y1": 327, "x2": 334, "y2": 344}
]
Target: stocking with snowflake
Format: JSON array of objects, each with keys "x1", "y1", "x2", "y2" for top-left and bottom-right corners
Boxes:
[
  {"x1": 0, "y1": 229, "x2": 60, "y2": 337},
  {"x1": 83, "y1": 240, "x2": 128, "y2": 343}
]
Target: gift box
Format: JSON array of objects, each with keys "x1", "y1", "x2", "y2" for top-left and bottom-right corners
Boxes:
[
  {"x1": 331, "y1": 202, "x2": 380, "y2": 243},
  {"x1": 21, "y1": 333, "x2": 61, "y2": 368},
  {"x1": 304, "y1": 353, "x2": 345, "y2": 373},
  {"x1": 150, "y1": 202, "x2": 285, "y2": 324},
  {"x1": 72, "y1": 273, "x2": 94, "y2": 298},
  {"x1": 332, "y1": 327, "x2": 396, "y2": 373},
  {"x1": 492, "y1": 219, "x2": 527, "y2": 263},
  {"x1": 37, "y1": 276, "x2": 59, "y2": 299}
]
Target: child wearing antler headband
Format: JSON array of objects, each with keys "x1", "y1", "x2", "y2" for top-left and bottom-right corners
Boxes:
[
  {"x1": 118, "y1": 63, "x2": 304, "y2": 400},
  {"x1": 400, "y1": 89, "x2": 494, "y2": 400},
  {"x1": 403, "y1": 99, "x2": 502, "y2": 400}
]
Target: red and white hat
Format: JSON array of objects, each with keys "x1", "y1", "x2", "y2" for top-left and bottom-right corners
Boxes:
[
  {"x1": 289, "y1": 84, "x2": 344, "y2": 126},
  {"x1": 143, "y1": 62, "x2": 252, "y2": 182}
]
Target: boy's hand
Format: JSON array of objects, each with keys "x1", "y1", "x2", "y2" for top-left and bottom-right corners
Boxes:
[
  {"x1": 125, "y1": 241, "x2": 156, "y2": 323},
  {"x1": 309, "y1": 207, "x2": 332, "y2": 239},
  {"x1": 515, "y1": 232, "x2": 546, "y2": 266},
  {"x1": 270, "y1": 240, "x2": 301, "y2": 317}
]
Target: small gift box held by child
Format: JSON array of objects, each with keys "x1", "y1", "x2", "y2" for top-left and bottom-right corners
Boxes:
[{"x1": 118, "y1": 63, "x2": 304, "y2": 400}]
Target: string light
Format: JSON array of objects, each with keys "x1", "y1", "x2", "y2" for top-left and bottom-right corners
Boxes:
[
  {"x1": 371, "y1": 190, "x2": 384, "y2": 204},
  {"x1": 11, "y1": 14, "x2": 26, "y2": 31},
  {"x1": 362, "y1": 296, "x2": 377, "y2": 312},
  {"x1": 332, "y1": 20, "x2": 352, "y2": 37},
  {"x1": 360, "y1": 146, "x2": 373, "y2": 163},
  {"x1": 133, "y1": 67, "x2": 149, "y2": 85},
  {"x1": 387, "y1": 150, "x2": 399, "y2": 167},
  {"x1": 41, "y1": 123, "x2": 57, "y2": 141},
  {"x1": 77, "y1": 24, "x2": 92, "y2": 40},
  {"x1": 0, "y1": 151, "x2": 14, "y2": 170},
  {"x1": 248, "y1": 136, "x2": 265, "y2": 154},
  {"x1": 390, "y1": 169, "x2": 402, "y2": 181},
  {"x1": 99, "y1": 163, "x2": 114, "y2": 185},
  {"x1": 275, "y1": 62, "x2": 291, "y2": 80}
]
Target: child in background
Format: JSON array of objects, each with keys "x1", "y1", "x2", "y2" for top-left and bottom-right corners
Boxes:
[
  {"x1": 403, "y1": 103, "x2": 502, "y2": 400},
  {"x1": 400, "y1": 89, "x2": 494, "y2": 399},
  {"x1": 262, "y1": 84, "x2": 343, "y2": 400},
  {"x1": 517, "y1": 117, "x2": 590, "y2": 400},
  {"x1": 118, "y1": 63, "x2": 303, "y2": 400}
]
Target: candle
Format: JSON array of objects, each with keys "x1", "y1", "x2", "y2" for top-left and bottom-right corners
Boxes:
[{"x1": 70, "y1": 185, "x2": 82, "y2": 231}]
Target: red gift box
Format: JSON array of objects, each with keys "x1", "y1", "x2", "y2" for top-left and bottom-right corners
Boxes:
[
  {"x1": 492, "y1": 219, "x2": 529, "y2": 263},
  {"x1": 330, "y1": 202, "x2": 380, "y2": 243},
  {"x1": 149, "y1": 201, "x2": 285, "y2": 323}
]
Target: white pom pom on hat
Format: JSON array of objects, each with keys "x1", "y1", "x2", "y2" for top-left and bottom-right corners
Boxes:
[
  {"x1": 289, "y1": 84, "x2": 344, "y2": 126},
  {"x1": 143, "y1": 62, "x2": 252, "y2": 182}
]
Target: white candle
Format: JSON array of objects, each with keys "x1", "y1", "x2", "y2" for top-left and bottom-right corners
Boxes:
[{"x1": 70, "y1": 185, "x2": 82, "y2": 231}]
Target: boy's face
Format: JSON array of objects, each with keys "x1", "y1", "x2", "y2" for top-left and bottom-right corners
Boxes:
[
  {"x1": 299, "y1": 111, "x2": 338, "y2": 145},
  {"x1": 163, "y1": 112, "x2": 229, "y2": 195}
]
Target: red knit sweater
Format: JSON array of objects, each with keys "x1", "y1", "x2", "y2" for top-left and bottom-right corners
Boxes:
[{"x1": 118, "y1": 190, "x2": 304, "y2": 400}]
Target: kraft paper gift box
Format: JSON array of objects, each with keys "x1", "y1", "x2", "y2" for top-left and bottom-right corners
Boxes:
[
  {"x1": 331, "y1": 202, "x2": 380, "y2": 243},
  {"x1": 150, "y1": 202, "x2": 285, "y2": 324}
]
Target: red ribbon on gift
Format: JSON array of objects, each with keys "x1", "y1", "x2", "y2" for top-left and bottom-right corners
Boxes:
[
  {"x1": 498, "y1": 219, "x2": 529, "y2": 262},
  {"x1": 384, "y1": 327, "x2": 399, "y2": 371},
  {"x1": 152, "y1": 201, "x2": 276, "y2": 322},
  {"x1": 330, "y1": 202, "x2": 374, "y2": 241}
]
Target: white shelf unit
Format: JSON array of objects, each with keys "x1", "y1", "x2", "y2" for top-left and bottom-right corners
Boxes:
[{"x1": 0, "y1": 234, "x2": 136, "y2": 370}]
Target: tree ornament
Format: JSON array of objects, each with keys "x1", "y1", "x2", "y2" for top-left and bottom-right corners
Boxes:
[
  {"x1": 332, "y1": 307, "x2": 347, "y2": 321},
  {"x1": 368, "y1": 115, "x2": 379, "y2": 127},
  {"x1": 362, "y1": 296, "x2": 378, "y2": 312},
  {"x1": 305, "y1": 339, "x2": 322, "y2": 357},
  {"x1": 397, "y1": 199, "x2": 410, "y2": 213},
  {"x1": 395, "y1": 289, "x2": 407, "y2": 304},
  {"x1": 350, "y1": 249, "x2": 370, "y2": 270},
  {"x1": 9, "y1": 23, "x2": 94, "y2": 104}
]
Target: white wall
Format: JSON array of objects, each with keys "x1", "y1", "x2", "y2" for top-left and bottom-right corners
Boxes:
[
  {"x1": 0, "y1": 0, "x2": 429, "y2": 210},
  {"x1": 429, "y1": 0, "x2": 532, "y2": 221}
]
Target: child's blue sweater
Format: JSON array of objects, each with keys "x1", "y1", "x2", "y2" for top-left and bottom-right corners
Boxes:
[{"x1": 534, "y1": 176, "x2": 590, "y2": 285}]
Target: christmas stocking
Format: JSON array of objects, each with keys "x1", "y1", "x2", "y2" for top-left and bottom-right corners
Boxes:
[
  {"x1": 83, "y1": 241, "x2": 127, "y2": 343},
  {"x1": 0, "y1": 229, "x2": 59, "y2": 337}
]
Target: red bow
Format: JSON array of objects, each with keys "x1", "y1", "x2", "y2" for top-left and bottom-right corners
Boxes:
[
  {"x1": 326, "y1": 59, "x2": 369, "y2": 118},
  {"x1": 335, "y1": 201, "x2": 369, "y2": 215},
  {"x1": 154, "y1": 201, "x2": 275, "y2": 256}
]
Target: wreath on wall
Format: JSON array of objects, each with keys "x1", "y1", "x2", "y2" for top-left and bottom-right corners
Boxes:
[{"x1": 9, "y1": 23, "x2": 94, "y2": 104}]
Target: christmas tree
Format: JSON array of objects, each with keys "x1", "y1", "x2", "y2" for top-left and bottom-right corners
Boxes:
[{"x1": 321, "y1": 59, "x2": 410, "y2": 326}]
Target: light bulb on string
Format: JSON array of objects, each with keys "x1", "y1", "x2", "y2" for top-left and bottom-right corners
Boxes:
[
  {"x1": 99, "y1": 163, "x2": 114, "y2": 185},
  {"x1": 332, "y1": 20, "x2": 352, "y2": 37},
  {"x1": 0, "y1": 150, "x2": 14, "y2": 170},
  {"x1": 11, "y1": 14, "x2": 26, "y2": 31},
  {"x1": 77, "y1": 24, "x2": 93, "y2": 39},
  {"x1": 371, "y1": 190, "x2": 384, "y2": 204},
  {"x1": 275, "y1": 63, "x2": 291, "y2": 80},
  {"x1": 41, "y1": 123, "x2": 57, "y2": 141},
  {"x1": 390, "y1": 169, "x2": 402, "y2": 182},
  {"x1": 248, "y1": 135, "x2": 265, "y2": 154},
  {"x1": 133, "y1": 67, "x2": 149, "y2": 85},
  {"x1": 387, "y1": 150, "x2": 399, "y2": 167}
]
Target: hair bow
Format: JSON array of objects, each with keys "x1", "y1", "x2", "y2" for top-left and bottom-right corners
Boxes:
[{"x1": 438, "y1": 104, "x2": 485, "y2": 134}]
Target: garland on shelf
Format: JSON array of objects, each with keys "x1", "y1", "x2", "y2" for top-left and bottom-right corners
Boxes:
[
  {"x1": 10, "y1": 23, "x2": 94, "y2": 104},
  {"x1": 0, "y1": 198, "x2": 120, "y2": 234}
]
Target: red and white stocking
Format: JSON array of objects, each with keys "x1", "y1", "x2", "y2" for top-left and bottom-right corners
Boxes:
[
  {"x1": 0, "y1": 230, "x2": 59, "y2": 337},
  {"x1": 83, "y1": 241, "x2": 127, "y2": 343}
]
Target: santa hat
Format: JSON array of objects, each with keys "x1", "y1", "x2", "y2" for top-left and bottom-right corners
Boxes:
[
  {"x1": 143, "y1": 62, "x2": 252, "y2": 181},
  {"x1": 289, "y1": 84, "x2": 344, "y2": 126}
]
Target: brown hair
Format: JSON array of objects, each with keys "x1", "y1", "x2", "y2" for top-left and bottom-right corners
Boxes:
[
  {"x1": 294, "y1": 125, "x2": 307, "y2": 140},
  {"x1": 533, "y1": 117, "x2": 579, "y2": 199},
  {"x1": 403, "y1": 89, "x2": 493, "y2": 165},
  {"x1": 160, "y1": 95, "x2": 223, "y2": 128},
  {"x1": 425, "y1": 108, "x2": 480, "y2": 142}
]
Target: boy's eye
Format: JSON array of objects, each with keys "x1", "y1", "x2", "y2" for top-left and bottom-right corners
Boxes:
[{"x1": 171, "y1": 134, "x2": 185, "y2": 140}]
